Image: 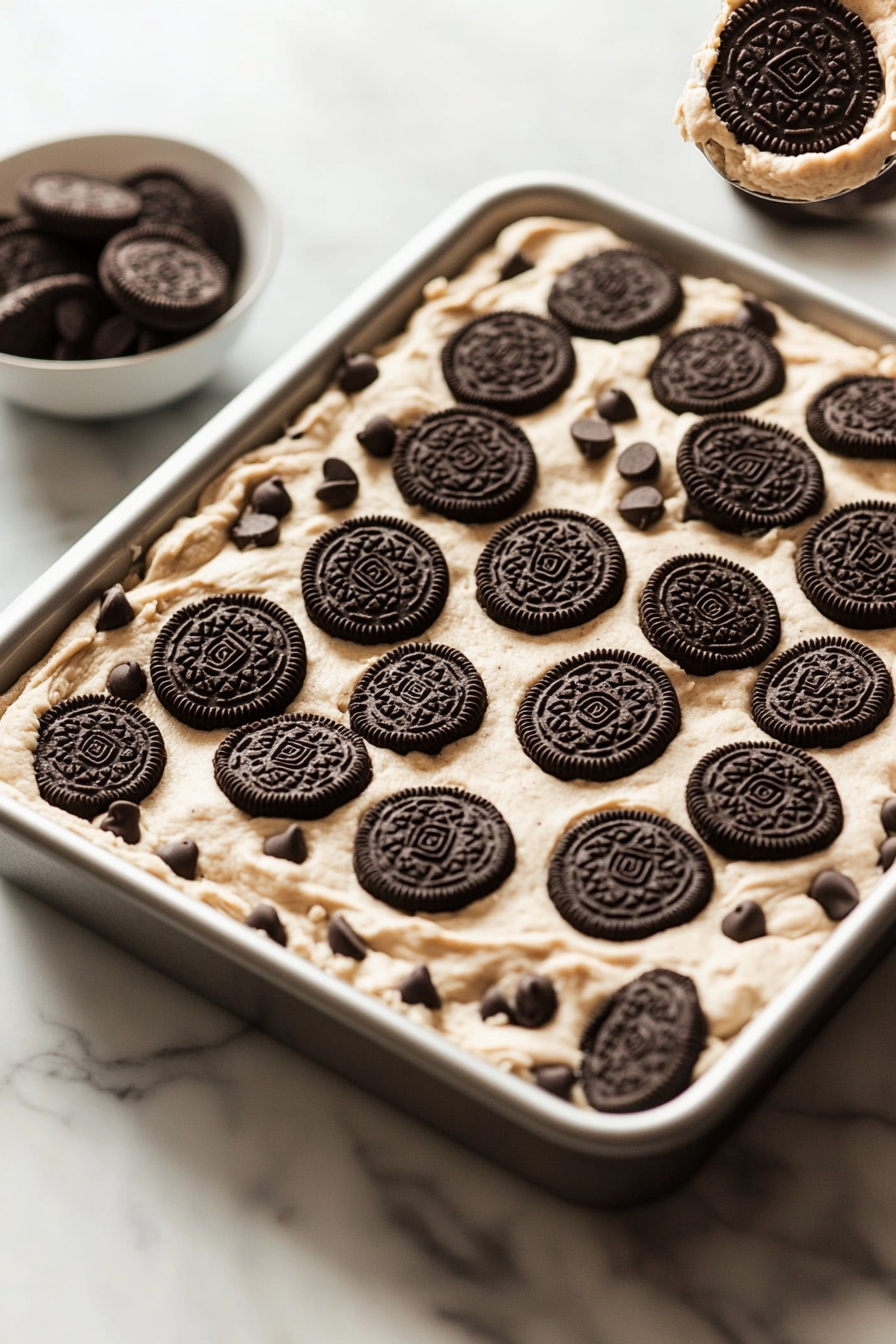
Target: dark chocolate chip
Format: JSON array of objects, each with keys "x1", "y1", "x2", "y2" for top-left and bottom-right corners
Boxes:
[
  {"x1": 549, "y1": 249, "x2": 684, "y2": 342},
  {"x1": 499, "y1": 250, "x2": 535, "y2": 281},
  {"x1": 650, "y1": 325, "x2": 785, "y2": 415},
  {"x1": 597, "y1": 388, "x2": 636, "y2": 422},
  {"x1": 34, "y1": 696, "x2": 166, "y2": 819},
  {"x1": 106, "y1": 660, "x2": 147, "y2": 701},
  {"x1": 796, "y1": 501, "x2": 896, "y2": 629},
  {"x1": 619, "y1": 485, "x2": 664, "y2": 530},
  {"x1": 809, "y1": 870, "x2": 859, "y2": 921},
  {"x1": 533, "y1": 1064, "x2": 576, "y2": 1100},
  {"x1": 682, "y1": 500, "x2": 705, "y2": 523},
  {"x1": 480, "y1": 986, "x2": 514, "y2": 1020},
  {"x1": 99, "y1": 225, "x2": 229, "y2": 332},
  {"x1": 154, "y1": 839, "x2": 198, "y2": 880},
  {"x1": 751, "y1": 637, "x2": 893, "y2": 749},
  {"x1": 514, "y1": 975, "x2": 557, "y2": 1028},
  {"x1": 881, "y1": 797, "x2": 896, "y2": 836},
  {"x1": 349, "y1": 642, "x2": 487, "y2": 756},
  {"x1": 230, "y1": 510, "x2": 280, "y2": 549},
  {"x1": 357, "y1": 414, "x2": 397, "y2": 458},
  {"x1": 215, "y1": 714, "x2": 371, "y2": 820},
  {"x1": 339, "y1": 351, "x2": 379, "y2": 393},
  {"x1": 245, "y1": 902, "x2": 287, "y2": 946},
  {"x1": 263, "y1": 823, "x2": 308, "y2": 864},
  {"x1": 734, "y1": 295, "x2": 778, "y2": 338},
  {"x1": 617, "y1": 441, "x2": 659, "y2": 482},
  {"x1": 399, "y1": 964, "x2": 441, "y2": 1010},
  {"x1": 99, "y1": 800, "x2": 141, "y2": 845},
  {"x1": 323, "y1": 457, "x2": 358, "y2": 483},
  {"x1": 55, "y1": 292, "x2": 101, "y2": 343},
  {"x1": 571, "y1": 417, "x2": 615, "y2": 460},
  {"x1": 807, "y1": 375, "x2": 896, "y2": 460},
  {"x1": 250, "y1": 476, "x2": 292, "y2": 518},
  {"x1": 881, "y1": 836, "x2": 896, "y2": 871},
  {"x1": 721, "y1": 900, "x2": 766, "y2": 942},
  {"x1": 96, "y1": 583, "x2": 135, "y2": 631},
  {"x1": 316, "y1": 479, "x2": 359, "y2": 509},
  {"x1": 90, "y1": 312, "x2": 138, "y2": 359},
  {"x1": 327, "y1": 912, "x2": 368, "y2": 961},
  {"x1": 442, "y1": 310, "x2": 576, "y2": 416}
]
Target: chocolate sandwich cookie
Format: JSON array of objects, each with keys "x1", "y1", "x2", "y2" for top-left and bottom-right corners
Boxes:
[
  {"x1": 548, "y1": 810, "x2": 713, "y2": 941},
  {"x1": 516, "y1": 650, "x2": 680, "y2": 782},
  {"x1": 353, "y1": 787, "x2": 515, "y2": 912},
  {"x1": 650, "y1": 325, "x2": 785, "y2": 415},
  {"x1": 806, "y1": 375, "x2": 896, "y2": 459},
  {"x1": 640, "y1": 553, "x2": 780, "y2": 674},
  {"x1": 752, "y1": 637, "x2": 893, "y2": 748},
  {"x1": 796, "y1": 501, "x2": 896, "y2": 629},
  {"x1": 686, "y1": 741, "x2": 843, "y2": 860},
  {"x1": 0, "y1": 273, "x2": 96, "y2": 359},
  {"x1": 0, "y1": 218, "x2": 89, "y2": 295},
  {"x1": 17, "y1": 172, "x2": 142, "y2": 241},
  {"x1": 475, "y1": 509, "x2": 626, "y2": 635},
  {"x1": 677, "y1": 415, "x2": 824, "y2": 534},
  {"x1": 98, "y1": 224, "x2": 230, "y2": 332},
  {"x1": 707, "y1": 0, "x2": 883, "y2": 158},
  {"x1": 548, "y1": 249, "x2": 683, "y2": 342},
  {"x1": 441, "y1": 311, "x2": 575, "y2": 416},
  {"x1": 151, "y1": 594, "x2": 307, "y2": 730},
  {"x1": 393, "y1": 407, "x2": 537, "y2": 523},
  {"x1": 301, "y1": 515, "x2": 449, "y2": 645},
  {"x1": 213, "y1": 713, "x2": 372, "y2": 819},
  {"x1": 349, "y1": 643, "x2": 487, "y2": 755},
  {"x1": 34, "y1": 695, "x2": 166, "y2": 820},
  {"x1": 123, "y1": 166, "x2": 241, "y2": 273},
  {"x1": 580, "y1": 969, "x2": 706, "y2": 1113}
]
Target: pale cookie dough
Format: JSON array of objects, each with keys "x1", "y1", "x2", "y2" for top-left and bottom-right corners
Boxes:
[
  {"x1": 1, "y1": 216, "x2": 895, "y2": 1107},
  {"x1": 676, "y1": 0, "x2": 896, "y2": 202}
]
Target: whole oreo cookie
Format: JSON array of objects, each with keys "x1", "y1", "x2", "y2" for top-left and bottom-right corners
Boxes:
[
  {"x1": 677, "y1": 414, "x2": 824, "y2": 534},
  {"x1": 516, "y1": 650, "x2": 680, "y2": 782},
  {"x1": 650, "y1": 325, "x2": 785, "y2": 415},
  {"x1": 393, "y1": 407, "x2": 537, "y2": 523},
  {"x1": 0, "y1": 273, "x2": 95, "y2": 358},
  {"x1": 99, "y1": 224, "x2": 230, "y2": 332},
  {"x1": 548, "y1": 249, "x2": 683, "y2": 342},
  {"x1": 707, "y1": 0, "x2": 883, "y2": 158},
  {"x1": 214, "y1": 713, "x2": 372, "y2": 819},
  {"x1": 796, "y1": 501, "x2": 896, "y2": 629},
  {"x1": 640, "y1": 553, "x2": 780, "y2": 674},
  {"x1": 549, "y1": 810, "x2": 713, "y2": 941},
  {"x1": 123, "y1": 166, "x2": 241, "y2": 273},
  {"x1": 580, "y1": 969, "x2": 706, "y2": 1113},
  {"x1": 0, "y1": 218, "x2": 89, "y2": 296},
  {"x1": 349, "y1": 643, "x2": 487, "y2": 755},
  {"x1": 475, "y1": 509, "x2": 626, "y2": 635},
  {"x1": 150, "y1": 594, "x2": 307, "y2": 730},
  {"x1": 686, "y1": 741, "x2": 843, "y2": 860},
  {"x1": 806, "y1": 375, "x2": 896, "y2": 459},
  {"x1": 301, "y1": 515, "x2": 449, "y2": 645},
  {"x1": 17, "y1": 172, "x2": 142, "y2": 240},
  {"x1": 353, "y1": 787, "x2": 515, "y2": 912},
  {"x1": 34, "y1": 695, "x2": 167, "y2": 819},
  {"x1": 751, "y1": 636, "x2": 893, "y2": 748},
  {"x1": 441, "y1": 311, "x2": 575, "y2": 416}
]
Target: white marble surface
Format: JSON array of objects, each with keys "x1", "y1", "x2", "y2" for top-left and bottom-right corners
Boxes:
[{"x1": 5, "y1": 2, "x2": 896, "y2": 1339}]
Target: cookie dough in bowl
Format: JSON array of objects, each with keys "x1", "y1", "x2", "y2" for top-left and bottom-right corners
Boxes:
[{"x1": 676, "y1": 0, "x2": 896, "y2": 201}]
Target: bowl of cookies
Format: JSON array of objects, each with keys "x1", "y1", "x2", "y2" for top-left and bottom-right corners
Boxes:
[{"x1": 0, "y1": 132, "x2": 279, "y2": 418}]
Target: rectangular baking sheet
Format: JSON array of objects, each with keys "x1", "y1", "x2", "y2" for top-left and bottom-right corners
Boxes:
[{"x1": 2, "y1": 172, "x2": 896, "y2": 1207}]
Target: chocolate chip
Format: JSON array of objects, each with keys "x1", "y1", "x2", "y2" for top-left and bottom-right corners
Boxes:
[
  {"x1": 682, "y1": 500, "x2": 705, "y2": 522},
  {"x1": 480, "y1": 986, "x2": 513, "y2": 1020},
  {"x1": 597, "y1": 388, "x2": 636, "y2": 422},
  {"x1": 316, "y1": 463, "x2": 359, "y2": 508},
  {"x1": 250, "y1": 476, "x2": 292, "y2": 518},
  {"x1": 514, "y1": 974, "x2": 557, "y2": 1028},
  {"x1": 327, "y1": 912, "x2": 367, "y2": 961},
  {"x1": 734, "y1": 295, "x2": 778, "y2": 338},
  {"x1": 499, "y1": 250, "x2": 535, "y2": 281},
  {"x1": 106, "y1": 660, "x2": 147, "y2": 700},
  {"x1": 154, "y1": 839, "x2": 198, "y2": 880},
  {"x1": 90, "y1": 312, "x2": 138, "y2": 359},
  {"x1": 617, "y1": 441, "x2": 659, "y2": 482},
  {"x1": 571, "y1": 417, "x2": 615, "y2": 460},
  {"x1": 882, "y1": 798, "x2": 896, "y2": 836},
  {"x1": 880, "y1": 837, "x2": 896, "y2": 871},
  {"x1": 230, "y1": 510, "x2": 280, "y2": 549},
  {"x1": 339, "y1": 351, "x2": 378, "y2": 393},
  {"x1": 323, "y1": 457, "x2": 358, "y2": 483},
  {"x1": 357, "y1": 414, "x2": 397, "y2": 458},
  {"x1": 619, "y1": 485, "x2": 664, "y2": 530},
  {"x1": 96, "y1": 583, "x2": 135, "y2": 631},
  {"x1": 263, "y1": 823, "x2": 308, "y2": 864},
  {"x1": 721, "y1": 900, "x2": 766, "y2": 942},
  {"x1": 99, "y1": 800, "x2": 141, "y2": 845},
  {"x1": 533, "y1": 1064, "x2": 576, "y2": 1100},
  {"x1": 245, "y1": 902, "x2": 287, "y2": 946},
  {"x1": 809, "y1": 870, "x2": 859, "y2": 921},
  {"x1": 399, "y1": 964, "x2": 441, "y2": 1010}
]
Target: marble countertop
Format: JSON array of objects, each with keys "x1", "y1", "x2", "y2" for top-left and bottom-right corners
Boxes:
[{"x1": 4, "y1": 2, "x2": 896, "y2": 1339}]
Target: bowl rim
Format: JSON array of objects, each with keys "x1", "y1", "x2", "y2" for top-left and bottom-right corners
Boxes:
[{"x1": 0, "y1": 130, "x2": 281, "y2": 371}]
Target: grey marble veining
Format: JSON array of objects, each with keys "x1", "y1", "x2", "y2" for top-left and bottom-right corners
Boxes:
[{"x1": 4, "y1": 1, "x2": 896, "y2": 1339}]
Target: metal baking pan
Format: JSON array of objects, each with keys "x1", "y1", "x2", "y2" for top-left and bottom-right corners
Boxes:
[{"x1": 2, "y1": 172, "x2": 896, "y2": 1207}]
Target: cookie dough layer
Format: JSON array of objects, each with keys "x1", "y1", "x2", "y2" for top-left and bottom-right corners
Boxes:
[
  {"x1": 2, "y1": 216, "x2": 895, "y2": 1104},
  {"x1": 676, "y1": 0, "x2": 896, "y2": 202}
]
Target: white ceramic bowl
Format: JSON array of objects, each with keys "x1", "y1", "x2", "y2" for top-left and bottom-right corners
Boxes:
[{"x1": 0, "y1": 133, "x2": 280, "y2": 418}]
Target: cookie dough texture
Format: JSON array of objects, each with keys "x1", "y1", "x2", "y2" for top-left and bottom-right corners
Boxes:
[
  {"x1": 1, "y1": 216, "x2": 895, "y2": 1101},
  {"x1": 676, "y1": 0, "x2": 896, "y2": 201}
]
